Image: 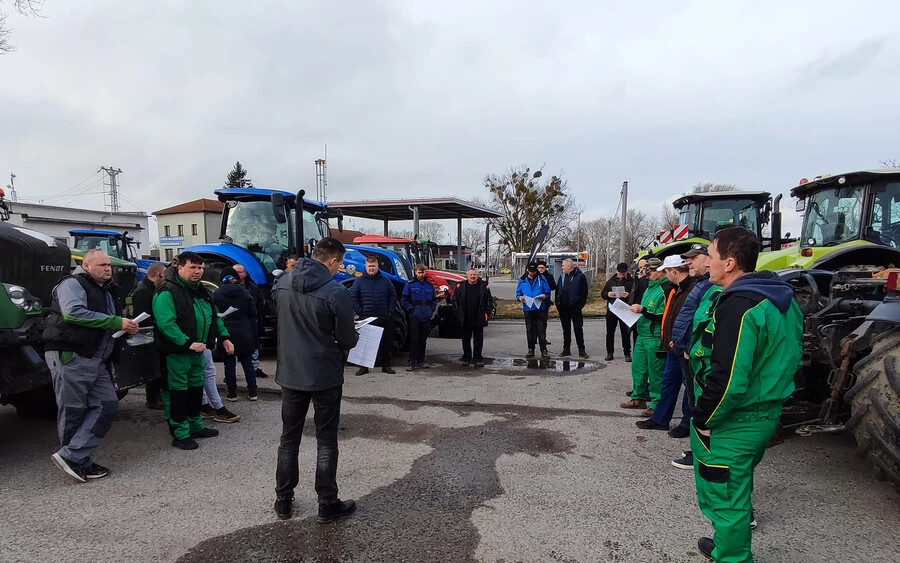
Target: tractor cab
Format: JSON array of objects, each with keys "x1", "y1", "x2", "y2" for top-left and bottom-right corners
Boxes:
[
  {"x1": 672, "y1": 191, "x2": 772, "y2": 243},
  {"x1": 69, "y1": 229, "x2": 136, "y2": 262}
]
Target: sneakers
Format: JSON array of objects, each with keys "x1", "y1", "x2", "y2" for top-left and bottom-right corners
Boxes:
[
  {"x1": 473, "y1": 360, "x2": 485, "y2": 368},
  {"x1": 698, "y1": 537, "x2": 715, "y2": 560},
  {"x1": 200, "y1": 404, "x2": 216, "y2": 419},
  {"x1": 83, "y1": 462, "x2": 110, "y2": 480},
  {"x1": 355, "y1": 367, "x2": 369, "y2": 376},
  {"x1": 255, "y1": 368, "x2": 270, "y2": 379},
  {"x1": 191, "y1": 427, "x2": 219, "y2": 439},
  {"x1": 225, "y1": 393, "x2": 238, "y2": 402},
  {"x1": 381, "y1": 366, "x2": 396, "y2": 374},
  {"x1": 172, "y1": 437, "x2": 199, "y2": 450},
  {"x1": 317, "y1": 499, "x2": 357, "y2": 524},
  {"x1": 51, "y1": 453, "x2": 86, "y2": 483},
  {"x1": 214, "y1": 406, "x2": 241, "y2": 423},
  {"x1": 635, "y1": 419, "x2": 668, "y2": 430},
  {"x1": 275, "y1": 498, "x2": 293, "y2": 520},
  {"x1": 750, "y1": 511, "x2": 758, "y2": 530},
  {"x1": 560, "y1": 348, "x2": 571, "y2": 357},
  {"x1": 459, "y1": 355, "x2": 471, "y2": 365},
  {"x1": 668, "y1": 426, "x2": 690, "y2": 439},
  {"x1": 671, "y1": 451, "x2": 693, "y2": 470},
  {"x1": 578, "y1": 349, "x2": 589, "y2": 358},
  {"x1": 525, "y1": 350, "x2": 535, "y2": 358},
  {"x1": 540, "y1": 349, "x2": 550, "y2": 359},
  {"x1": 619, "y1": 399, "x2": 647, "y2": 409},
  {"x1": 406, "y1": 365, "x2": 417, "y2": 372},
  {"x1": 604, "y1": 354, "x2": 614, "y2": 361},
  {"x1": 624, "y1": 353, "x2": 632, "y2": 363},
  {"x1": 248, "y1": 392, "x2": 258, "y2": 401}
]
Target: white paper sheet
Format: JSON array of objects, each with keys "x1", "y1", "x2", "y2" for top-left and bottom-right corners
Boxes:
[
  {"x1": 112, "y1": 312, "x2": 150, "y2": 338},
  {"x1": 608, "y1": 298, "x2": 642, "y2": 328},
  {"x1": 354, "y1": 316, "x2": 378, "y2": 331},
  {"x1": 611, "y1": 286, "x2": 627, "y2": 298},
  {"x1": 218, "y1": 306, "x2": 239, "y2": 318},
  {"x1": 347, "y1": 324, "x2": 384, "y2": 368},
  {"x1": 523, "y1": 295, "x2": 544, "y2": 308}
]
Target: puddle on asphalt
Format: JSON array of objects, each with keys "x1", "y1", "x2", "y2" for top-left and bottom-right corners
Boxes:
[{"x1": 428, "y1": 355, "x2": 603, "y2": 375}]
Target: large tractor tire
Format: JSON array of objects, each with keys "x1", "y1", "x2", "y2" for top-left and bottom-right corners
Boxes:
[{"x1": 846, "y1": 327, "x2": 900, "y2": 491}]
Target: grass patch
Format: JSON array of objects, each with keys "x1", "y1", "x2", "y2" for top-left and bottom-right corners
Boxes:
[{"x1": 494, "y1": 275, "x2": 610, "y2": 319}]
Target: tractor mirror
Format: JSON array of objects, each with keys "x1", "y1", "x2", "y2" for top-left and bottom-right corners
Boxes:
[
  {"x1": 271, "y1": 193, "x2": 287, "y2": 223},
  {"x1": 795, "y1": 198, "x2": 806, "y2": 212}
]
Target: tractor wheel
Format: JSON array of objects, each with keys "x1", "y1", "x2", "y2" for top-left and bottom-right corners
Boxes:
[
  {"x1": 846, "y1": 327, "x2": 900, "y2": 491},
  {"x1": 391, "y1": 308, "x2": 409, "y2": 355}
]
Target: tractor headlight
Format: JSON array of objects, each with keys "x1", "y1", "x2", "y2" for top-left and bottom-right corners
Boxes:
[
  {"x1": 3, "y1": 283, "x2": 41, "y2": 312},
  {"x1": 115, "y1": 266, "x2": 124, "y2": 274}
]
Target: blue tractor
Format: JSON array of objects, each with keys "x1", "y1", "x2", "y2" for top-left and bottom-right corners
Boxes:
[
  {"x1": 69, "y1": 228, "x2": 168, "y2": 285},
  {"x1": 184, "y1": 188, "x2": 410, "y2": 351}
]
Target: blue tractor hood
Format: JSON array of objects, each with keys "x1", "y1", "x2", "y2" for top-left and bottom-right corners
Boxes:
[
  {"x1": 184, "y1": 242, "x2": 269, "y2": 286},
  {"x1": 69, "y1": 228, "x2": 134, "y2": 240}
]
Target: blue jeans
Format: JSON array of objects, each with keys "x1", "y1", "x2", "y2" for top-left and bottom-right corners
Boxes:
[
  {"x1": 652, "y1": 352, "x2": 691, "y2": 428},
  {"x1": 224, "y1": 354, "x2": 257, "y2": 396}
]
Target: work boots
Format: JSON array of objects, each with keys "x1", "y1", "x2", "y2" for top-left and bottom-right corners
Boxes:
[{"x1": 317, "y1": 499, "x2": 357, "y2": 524}]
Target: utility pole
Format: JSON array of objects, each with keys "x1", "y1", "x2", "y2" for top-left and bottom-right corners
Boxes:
[
  {"x1": 619, "y1": 181, "x2": 628, "y2": 263},
  {"x1": 8, "y1": 173, "x2": 17, "y2": 202},
  {"x1": 100, "y1": 166, "x2": 123, "y2": 212},
  {"x1": 315, "y1": 144, "x2": 327, "y2": 202}
]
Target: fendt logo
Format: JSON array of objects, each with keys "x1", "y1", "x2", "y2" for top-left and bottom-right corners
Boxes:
[{"x1": 40, "y1": 265, "x2": 66, "y2": 272}]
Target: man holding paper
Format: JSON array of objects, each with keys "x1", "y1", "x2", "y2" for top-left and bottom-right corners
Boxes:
[
  {"x1": 602, "y1": 262, "x2": 634, "y2": 362},
  {"x1": 516, "y1": 262, "x2": 551, "y2": 358},
  {"x1": 43, "y1": 249, "x2": 138, "y2": 482}
]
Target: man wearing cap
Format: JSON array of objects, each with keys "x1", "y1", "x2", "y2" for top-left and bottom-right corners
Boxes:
[
  {"x1": 555, "y1": 258, "x2": 590, "y2": 358},
  {"x1": 620, "y1": 256, "x2": 667, "y2": 411},
  {"x1": 602, "y1": 262, "x2": 634, "y2": 362},
  {"x1": 636, "y1": 254, "x2": 695, "y2": 430},
  {"x1": 516, "y1": 262, "x2": 551, "y2": 358},
  {"x1": 689, "y1": 227, "x2": 801, "y2": 562}
]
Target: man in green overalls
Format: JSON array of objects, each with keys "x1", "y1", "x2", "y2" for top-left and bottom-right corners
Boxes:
[
  {"x1": 689, "y1": 227, "x2": 802, "y2": 562},
  {"x1": 152, "y1": 252, "x2": 234, "y2": 450},
  {"x1": 620, "y1": 257, "x2": 667, "y2": 413}
]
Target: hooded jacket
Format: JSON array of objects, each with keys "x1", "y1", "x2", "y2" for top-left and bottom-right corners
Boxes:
[
  {"x1": 274, "y1": 258, "x2": 359, "y2": 391},
  {"x1": 516, "y1": 274, "x2": 550, "y2": 312},
  {"x1": 350, "y1": 269, "x2": 398, "y2": 319},
  {"x1": 691, "y1": 271, "x2": 802, "y2": 431},
  {"x1": 671, "y1": 273, "x2": 714, "y2": 357},
  {"x1": 556, "y1": 267, "x2": 589, "y2": 310},
  {"x1": 401, "y1": 278, "x2": 437, "y2": 323},
  {"x1": 213, "y1": 282, "x2": 257, "y2": 356}
]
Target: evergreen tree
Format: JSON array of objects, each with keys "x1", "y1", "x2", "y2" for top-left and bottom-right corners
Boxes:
[{"x1": 225, "y1": 161, "x2": 253, "y2": 188}]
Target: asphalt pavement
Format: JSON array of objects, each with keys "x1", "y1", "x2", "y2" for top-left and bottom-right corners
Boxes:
[{"x1": 1, "y1": 319, "x2": 898, "y2": 563}]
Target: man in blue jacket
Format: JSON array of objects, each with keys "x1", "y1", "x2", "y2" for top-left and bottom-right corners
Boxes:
[
  {"x1": 350, "y1": 256, "x2": 398, "y2": 375},
  {"x1": 401, "y1": 264, "x2": 436, "y2": 371},
  {"x1": 516, "y1": 262, "x2": 551, "y2": 358},
  {"x1": 273, "y1": 237, "x2": 359, "y2": 523},
  {"x1": 555, "y1": 258, "x2": 590, "y2": 358}
]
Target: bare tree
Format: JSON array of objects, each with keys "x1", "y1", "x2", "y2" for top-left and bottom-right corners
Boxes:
[
  {"x1": 417, "y1": 221, "x2": 446, "y2": 243},
  {"x1": 659, "y1": 202, "x2": 679, "y2": 230},
  {"x1": 1, "y1": 1, "x2": 45, "y2": 53},
  {"x1": 460, "y1": 227, "x2": 486, "y2": 258},
  {"x1": 483, "y1": 164, "x2": 578, "y2": 254},
  {"x1": 881, "y1": 158, "x2": 900, "y2": 168},
  {"x1": 388, "y1": 229, "x2": 414, "y2": 239},
  {"x1": 688, "y1": 182, "x2": 737, "y2": 194}
]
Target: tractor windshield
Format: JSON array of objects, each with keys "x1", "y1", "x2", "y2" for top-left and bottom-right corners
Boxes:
[
  {"x1": 224, "y1": 200, "x2": 328, "y2": 273},
  {"x1": 870, "y1": 181, "x2": 900, "y2": 248},
  {"x1": 678, "y1": 203, "x2": 700, "y2": 234},
  {"x1": 74, "y1": 235, "x2": 128, "y2": 260},
  {"x1": 801, "y1": 186, "x2": 864, "y2": 247},
  {"x1": 699, "y1": 199, "x2": 759, "y2": 240}
]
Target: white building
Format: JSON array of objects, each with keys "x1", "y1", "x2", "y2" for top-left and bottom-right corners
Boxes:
[
  {"x1": 5, "y1": 201, "x2": 151, "y2": 254},
  {"x1": 153, "y1": 199, "x2": 224, "y2": 261}
]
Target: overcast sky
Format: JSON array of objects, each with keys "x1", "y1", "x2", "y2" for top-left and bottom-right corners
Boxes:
[{"x1": 3, "y1": 1, "x2": 899, "y2": 242}]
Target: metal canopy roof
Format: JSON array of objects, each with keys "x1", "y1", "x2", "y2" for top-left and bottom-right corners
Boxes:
[{"x1": 326, "y1": 198, "x2": 502, "y2": 221}]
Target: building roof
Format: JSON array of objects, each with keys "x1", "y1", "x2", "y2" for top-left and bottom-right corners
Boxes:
[
  {"x1": 327, "y1": 198, "x2": 503, "y2": 221},
  {"x1": 154, "y1": 198, "x2": 224, "y2": 216}
]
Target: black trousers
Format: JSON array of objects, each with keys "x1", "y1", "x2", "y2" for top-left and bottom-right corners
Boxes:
[
  {"x1": 605, "y1": 313, "x2": 632, "y2": 356},
  {"x1": 275, "y1": 386, "x2": 342, "y2": 503},
  {"x1": 145, "y1": 376, "x2": 162, "y2": 404},
  {"x1": 408, "y1": 320, "x2": 430, "y2": 366},
  {"x1": 524, "y1": 309, "x2": 548, "y2": 351},
  {"x1": 461, "y1": 324, "x2": 484, "y2": 361},
  {"x1": 558, "y1": 306, "x2": 585, "y2": 350},
  {"x1": 370, "y1": 316, "x2": 395, "y2": 367}
]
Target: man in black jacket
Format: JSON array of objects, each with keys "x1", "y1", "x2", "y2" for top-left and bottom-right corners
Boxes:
[
  {"x1": 44, "y1": 249, "x2": 139, "y2": 482},
  {"x1": 273, "y1": 237, "x2": 359, "y2": 523},
  {"x1": 602, "y1": 263, "x2": 634, "y2": 361},
  {"x1": 555, "y1": 259, "x2": 589, "y2": 358},
  {"x1": 454, "y1": 268, "x2": 492, "y2": 367},
  {"x1": 350, "y1": 256, "x2": 399, "y2": 375},
  {"x1": 130, "y1": 263, "x2": 166, "y2": 410}
]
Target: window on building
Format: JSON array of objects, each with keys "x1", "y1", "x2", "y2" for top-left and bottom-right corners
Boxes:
[
  {"x1": 191, "y1": 223, "x2": 198, "y2": 236},
  {"x1": 164, "y1": 225, "x2": 171, "y2": 236},
  {"x1": 164, "y1": 248, "x2": 174, "y2": 261},
  {"x1": 178, "y1": 225, "x2": 184, "y2": 236}
]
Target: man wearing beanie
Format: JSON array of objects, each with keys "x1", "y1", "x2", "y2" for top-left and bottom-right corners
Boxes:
[{"x1": 602, "y1": 262, "x2": 634, "y2": 361}]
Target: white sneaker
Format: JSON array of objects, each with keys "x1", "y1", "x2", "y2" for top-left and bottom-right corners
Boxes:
[
  {"x1": 51, "y1": 452, "x2": 86, "y2": 483},
  {"x1": 750, "y1": 511, "x2": 758, "y2": 530}
]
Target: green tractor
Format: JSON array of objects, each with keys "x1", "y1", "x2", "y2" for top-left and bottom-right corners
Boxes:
[
  {"x1": 642, "y1": 191, "x2": 782, "y2": 260},
  {"x1": 68, "y1": 229, "x2": 140, "y2": 296},
  {"x1": 756, "y1": 170, "x2": 900, "y2": 489}
]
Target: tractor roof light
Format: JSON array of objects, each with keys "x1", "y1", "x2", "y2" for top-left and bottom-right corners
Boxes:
[{"x1": 801, "y1": 248, "x2": 813, "y2": 257}]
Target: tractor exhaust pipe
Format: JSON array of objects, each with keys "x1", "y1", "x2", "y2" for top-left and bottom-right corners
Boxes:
[
  {"x1": 296, "y1": 189, "x2": 306, "y2": 258},
  {"x1": 771, "y1": 194, "x2": 783, "y2": 251}
]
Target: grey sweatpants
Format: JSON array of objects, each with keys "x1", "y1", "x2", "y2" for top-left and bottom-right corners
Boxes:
[{"x1": 46, "y1": 351, "x2": 119, "y2": 466}]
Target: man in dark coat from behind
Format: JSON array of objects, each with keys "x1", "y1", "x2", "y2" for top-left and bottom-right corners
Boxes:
[{"x1": 213, "y1": 268, "x2": 258, "y2": 401}]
